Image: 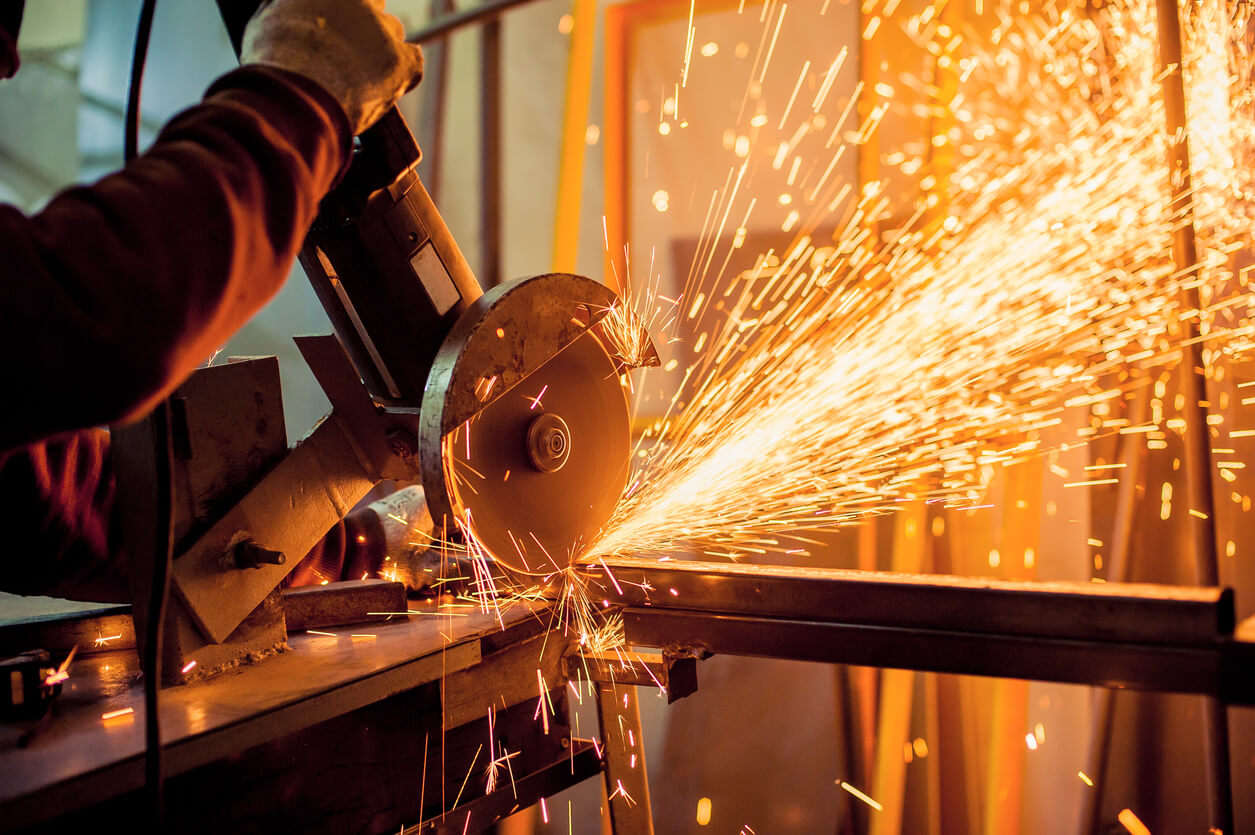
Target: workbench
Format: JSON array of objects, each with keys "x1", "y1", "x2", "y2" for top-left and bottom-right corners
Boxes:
[
  {"x1": 0, "y1": 599, "x2": 605, "y2": 834},
  {"x1": 6, "y1": 559, "x2": 1255, "y2": 834}
]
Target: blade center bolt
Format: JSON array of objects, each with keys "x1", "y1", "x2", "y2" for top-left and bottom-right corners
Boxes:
[{"x1": 527, "y1": 413, "x2": 571, "y2": 473}]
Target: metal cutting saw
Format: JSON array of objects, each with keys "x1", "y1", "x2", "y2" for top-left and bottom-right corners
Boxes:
[
  {"x1": 111, "y1": 5, "x2": 657, "y2": 678},
  {"x1": 299, "y1": 105, "x2": 655, "y2": 578}
]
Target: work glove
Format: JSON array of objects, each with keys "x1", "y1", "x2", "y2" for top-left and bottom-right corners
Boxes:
[{"x1": 241, "y1": 0, "x2": 424, "y2": 135}]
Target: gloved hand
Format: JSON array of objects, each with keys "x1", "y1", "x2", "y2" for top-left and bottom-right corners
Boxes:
[{"x1": 241, "y1": 0, "x2": 424, "y2": 135}]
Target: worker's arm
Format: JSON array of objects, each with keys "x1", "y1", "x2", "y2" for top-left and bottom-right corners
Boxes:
[
  {"x1": 0, "y1": 66, "x2": 351, "y2": 449},
  {"x1": 0, "y1": 428, "x2": 437, "y2": 602},
  {"x1": 0, "y1": 429, "x2": 434, "y2": 603},
  {"x1": 0, "y1": 430, "x2": 126, "y2": 601},
  {"x1": 0, "y1": 0, "x2": 423, "y2": 600},
  {"x1": 0, "y1": 65, "x2": 349, "y2": 600},
  {"x1": 0, "y1": 0, "x2": 422, "y2": 450}
]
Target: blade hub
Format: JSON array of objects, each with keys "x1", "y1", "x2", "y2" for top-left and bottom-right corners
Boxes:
[{"x1": 527, "y1": 413, "x2": 571, "y2": 473}]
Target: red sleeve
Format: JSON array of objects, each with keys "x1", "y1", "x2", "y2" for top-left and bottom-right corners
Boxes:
[
  {"x1": 0, "y1": 428, "x2": 385, "y2": 603},
  {"x1": 0, "y1": 25, "x2": 18, "y2": 80},
  {"x1": 0, "y1": 430, "x2": 127, "y2": 602},
  {"x1": 0, "y1": 65, "x2": 351, "y2": 450},
  {"x1": 0, "y1": 65, "x2": 350, "y2": 601}
]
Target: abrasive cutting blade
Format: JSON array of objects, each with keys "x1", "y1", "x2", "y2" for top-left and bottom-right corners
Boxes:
[{"x1": 442, "y1": 329, "x2": 630, "y2": 574}]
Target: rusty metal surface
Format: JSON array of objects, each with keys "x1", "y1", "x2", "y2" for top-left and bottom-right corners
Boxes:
[
  {"x1": 114, "y1": 358, "x2": 295, "y2": 673},
  {"x1": 171, "y1": 414, "x2": 377, "y2": 644},
  {"x1": 167, "y1": 358, "x2": 289, "y2": 547},
  {"x1": 161, "y1": 591, "x2": 287, "y2": 686},
  {"x1": 281, "y1": 580, "x2": 408, "y2": 632}
]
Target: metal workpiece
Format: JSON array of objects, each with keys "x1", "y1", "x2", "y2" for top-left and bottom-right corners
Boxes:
[
  {"x1": 583, "y1": 558, "x2": 1255, "y2": 703},
  {"x1": 584, "y1": 557, "x2": 1235, "y2": 644},
  {"x1": 280, "y1": 579, "x2": 408, "y2": 632}
]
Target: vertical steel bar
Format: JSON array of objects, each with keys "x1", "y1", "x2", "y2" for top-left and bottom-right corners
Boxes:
[
  {"x1": 870, "y1": 501, "x2": 927, "y2": 835},
  {"x1": 552, "y1": 0, "x2": 597, "y2": 274},
  {"x1": 834, "y1": 666, "x2": 870, "y2": 834},
  {"x1": 1083, "y1": 382, "x2": 1149, "y2": 832},
  {"x1": 1152, "y1": 2, "x2": 1232, "y2": 832},
  {"x1": 596, "y1": 683, "x2": 654, "y2": 834},
  {"x1": 414, "y1": 0, "x2": 456, "y2": 202},
  {"x1": 1157, "y1": 0, "x2": 1217, "y2": 579},
  {"x1": 480, "y1": 19, "x2": 503, "y2": 287}
]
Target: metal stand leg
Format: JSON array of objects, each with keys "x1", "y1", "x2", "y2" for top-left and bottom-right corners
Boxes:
[
  {"x1": 596, "y1": 683, "x2": 654, "y2": 834},
  {"x1": 1203, "y1": 697, "x2": 1234, "y2": 835}
]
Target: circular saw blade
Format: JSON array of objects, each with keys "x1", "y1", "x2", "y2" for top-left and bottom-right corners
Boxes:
[{"x1": 442, "y1": 329, "x2": 630, "y2": 573}]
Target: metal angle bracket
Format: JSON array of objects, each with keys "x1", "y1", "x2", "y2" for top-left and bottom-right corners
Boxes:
[{"x1": 565, "y1": 647, "x2": 701, "y2": 704}]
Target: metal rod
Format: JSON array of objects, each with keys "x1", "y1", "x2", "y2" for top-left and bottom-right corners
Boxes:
[
  {"x1": 1083, "y1": 380, "x2": 1150, "y2": 832},
  {"x1": 479, "y1": 19, "x2": 502, "y2": 287},
  {"x1": 586, "y1": 557, "x2": 1235, "y2": 645},
  {"x1": 618, "y1": 607, "x2": 1255, "y2": 703},
  {"x1": 407, "y1": 0, "x2": 542, "y2": 45},
  {"x1": 596, "y1": 682, "x2": 655, "y2": 834},
  {"x1": 413, "y1": 0, "x2": 456, "y2": 201},
  {"x1": 551, "y1": 0, "x2": 597, "y2": 273},
  {"x1": 591, "y1": 558, "x2": 1255, "y2": 702},
  {"x1": 1153, "y1": 2, "x2": 1233, "y2": 832},
  {"x1": 1155, "y1": 0, "x2": 1217, "y2": 584}
]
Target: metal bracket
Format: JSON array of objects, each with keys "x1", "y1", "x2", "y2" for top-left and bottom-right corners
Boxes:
[{"x1": 565, "y1": 648, "x2": 700, "y2": 704}]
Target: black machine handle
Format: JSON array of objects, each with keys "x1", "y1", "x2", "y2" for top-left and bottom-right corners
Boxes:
[{"x1": 215, "y1": 0, "x2": 484, "y2": 406}]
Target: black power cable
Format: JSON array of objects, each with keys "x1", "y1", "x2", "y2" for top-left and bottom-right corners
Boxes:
[
  {"x1": 124, "y1": 0, "x2": 173, "y2": 830},
  {"x1": 125, "y1": 0, "x2": 157, "y2": 163}
]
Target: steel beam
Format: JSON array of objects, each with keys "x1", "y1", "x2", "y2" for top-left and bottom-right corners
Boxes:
[{"x1": 584, "y1": 558, "x2": 1255, "y2": 703}]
